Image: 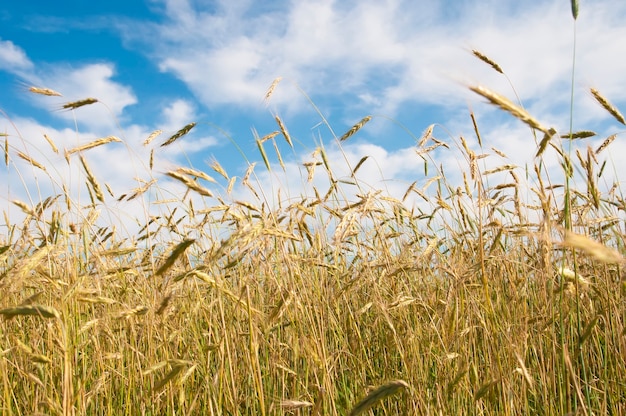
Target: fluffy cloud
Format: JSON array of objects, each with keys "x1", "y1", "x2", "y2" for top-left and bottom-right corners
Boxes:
[
  {"x1": 118, "y1": 0, "x2": 626, "y2": 120},
  {"x1": 0, "y1": 38, "x2": 34, "y2": 74}
]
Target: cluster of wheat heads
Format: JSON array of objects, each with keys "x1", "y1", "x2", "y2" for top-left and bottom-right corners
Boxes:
[{"x1": 1, "y1": 8, "x2": 626, "y2": 416}]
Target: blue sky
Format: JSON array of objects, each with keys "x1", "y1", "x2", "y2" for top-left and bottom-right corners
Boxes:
[{"x1": 1, "y1": 0, "x2": 625, "y2": 234}]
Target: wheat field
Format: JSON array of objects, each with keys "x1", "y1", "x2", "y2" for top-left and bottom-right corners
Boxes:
[{"x1": 1, "y1": 5, "x2": 625, "y2": 416}]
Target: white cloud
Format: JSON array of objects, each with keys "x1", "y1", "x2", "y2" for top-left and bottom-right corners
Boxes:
[
  {"x1": 119, "y1": 0, "x2": 626, "y2": 128},
  {"x1": 162, "y1": 99, "x2": 195, "y2": 128},
  {"x1": 35, "y1": 63, "x2": 137, "y2": 131},
  {"x1": 0, "y1": 38, "x2": 33, "y2": 74}
]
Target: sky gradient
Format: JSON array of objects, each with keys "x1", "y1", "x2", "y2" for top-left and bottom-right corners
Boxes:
[{"x1": 1, "y1": 0, "x2": 625, "y2": 234}]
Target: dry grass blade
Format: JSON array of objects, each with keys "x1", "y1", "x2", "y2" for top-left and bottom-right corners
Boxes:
[
  {"x1": 560, "y1": 230, "x2": 624, "y2": 264},
  {"x1": 472, "y1": 49, "x2": 503, "y2": 74},
  {"x1": 470, "y1": 85, "x2": 551, "y2": 134},
  {"x1": 563, "y1": 347, "x2": 589, "y2": 416},
  {"x1": 28, "y1": 86, "x2": 62, "y2": 96},
  {"x1": 61, "y1": 97, "x2": 98, "y2": 110},
  {"x1": 65, "y1": 136, "x2": 122, "y2": 158},
  {"x1": 340, "y1": 116, "x2": 372, "y2": 142},
  {"x1": 156, "y1": 239, "x2": 195, "y2": 276},
  {"x1": 160, "y1": 122, "x2": 196, "y2": 147},
  {"x1": 348, "y1": 380, "x2": 409, "y2": 416},
  {"x1": 0, "y1": 305, "x2": 61, "y2": 320},
  {"x1": 590, "y1": 88, "x2": 625, "y2": 125},
  {"x1": 3, "y1": 136, "x2": 7, "y2": 166}
]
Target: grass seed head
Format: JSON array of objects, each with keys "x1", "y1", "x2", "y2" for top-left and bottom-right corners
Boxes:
[
  {"x1": 340, "y1": 116, "x2": 372, "y2": 142},
  {"x1": 275, "y1": 115, "x2": 293, "y2": 148},
  {"x1": 264, "y1": 77, "x2": 282, "y2": 104},
  {"x1": 590, "y1": 88, "x2": 625, "y2": 125},
  {"x1": 61, "y1": 97, "x2": 98, "y2": 110},
  {"x1": 144, "y1": 129, "x2": 163, "y2": 146},
  {"x1": 28, "y1": 86, "x2": 62, "y2": 96},
  {"x1": 472, "y1": 49, "x2": 503, "y2": 74},
  {"x1": 160, "y1": 122, "x2": 197, "y2": 147},
  {"x1": 470, "y1": 85, "x2": 551, "y2": 134},
  {"x1": 348, "y1": 380, "x2": 409, "y2": 416},
  {"x1": 595, "y1": 133, "x2": 616, "y2": 155}
]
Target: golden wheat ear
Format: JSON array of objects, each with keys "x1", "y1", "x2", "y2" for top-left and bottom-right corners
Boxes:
[{"x1": 348, "y1": 380, "x2": 409, "y2": 416}]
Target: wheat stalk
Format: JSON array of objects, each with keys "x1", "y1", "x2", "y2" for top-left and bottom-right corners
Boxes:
[
  {"x1": 43, "y1": 133, "x2": 59, "y2": 153},
  {"x1": 173, "y1": 167, "x2": 216, "y2": 183},
  {"x1": 560, "y1": 230, "x2": 624, "y2": 264},
  {"x1": 61, "y1": 97, "x2": 98, "y2": 110},
  {"x1": 561, "y1": 130, "x2": 596, "y2": 139},
  {"x1": 166, "y1": 171, "x2": 213, "y2": 197},
  {"x1": 0, "y1": 305, "x2": 61, "y2": 319},
  {"x1": 65, "y1": 136, "x2": 122, "y2": 159},
  {"x1": 17, "y1": 151, "x2": 47, "y2": 172},
  {"x1": 275, "y1": 115, "x2": 293, "y2": 148},
  {"x1": 595, "y1": 133, "x2": 616, "y2": 154},
  {"x1": 144, "y1": 129, "x2": 163, "y2": 146},
  {"x1": 340, "y1": 116, "x2": 372, "y2": 142},
  {"x1": 160, "y1": 122, "x2": 196, "y2": 147},
  {"x1": 209, "y1": 159, "x2": 229, "y2": 180},
  {"x1": 535, "y1": 128, "x2": 558, "y2": 157},
  {"x1": 28, "y1": 86, "x2": 62, "y2": 96},
  {"x1": 590, "y1": 88, "x2": 625, "y2": 125},
  {"x1": 264, "y1": 77, "x2": 282, "y2": 104},
  {"x1": 472, "y1": 49, "x2": 503, "y2": 74},
  {"x1": 571, "y1": 0, "x2": 579, "y2": 19},
  {"x1": 348, "y1": 380, "x2": 409, "y2": 416},
  {"x1": 470, "y1": 85, "x2": 551, "y2": 134},
  {"x1": 79, "y1": 155, "x2": 104, "y2": 202}
]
